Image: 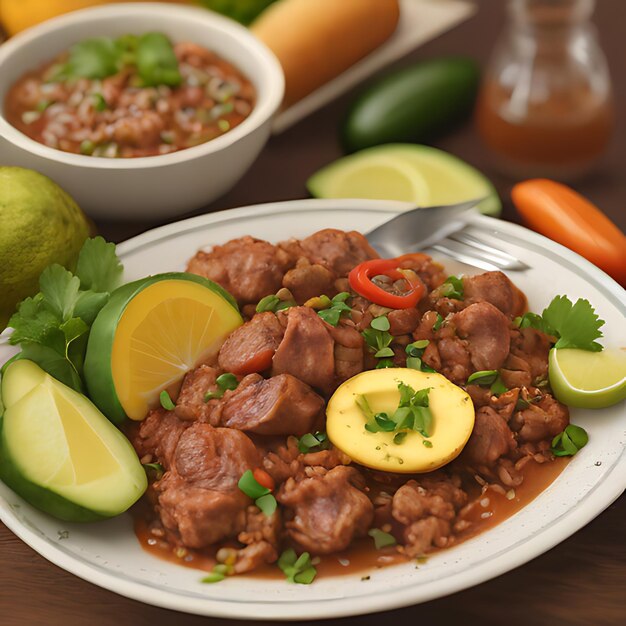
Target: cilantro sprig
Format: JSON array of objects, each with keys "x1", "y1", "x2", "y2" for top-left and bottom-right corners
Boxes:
[
  {"x1": 277, "y1": 549, "x2": 317, "y2": 584},
  {"x1": 316, "y1": 292, "x2": 352, "y2": 327},
  {"x1": 551, "y1": 424, "x2": 588, "y2": 457},
  {"x1": 7, "y1": 237, "x2": 123, "y2": 391},
  {"x1": 357, "y1": 382, "x2": 434, "y2": 443},
  {"x1": 515, "y1": 295, "x2": 605, "y2": 352},
  {"x1": 362, "y1": 316, "x2": 395, "y2": 368}
]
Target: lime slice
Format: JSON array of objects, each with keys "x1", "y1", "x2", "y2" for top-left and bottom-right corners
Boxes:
[
  {"x1": 549, "y1": 347, "x2": 626, "y2": 409},
  {"x1": 84, "y1": 273, "x2": 242, "y2": 423},
  {"x1": 307, "y1": 144, "x2": 501, "y2": 216},
  {"x1": 0, "y1": 360, "x2": 146, "y2": 521}
]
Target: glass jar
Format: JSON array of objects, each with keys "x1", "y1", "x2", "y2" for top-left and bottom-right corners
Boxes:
[{"x1": 475, "y1": 0, "x2": 614, "y2": 180}]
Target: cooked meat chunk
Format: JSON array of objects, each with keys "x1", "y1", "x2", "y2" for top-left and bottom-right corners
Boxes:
[
  {"x1": 278, "y1": 466, "x2": 373, "y2": 554},
  {"x1": 234, "y1": 506, "x2": 281, "y2": 573},
  {"x1": 452, "y1": 302, "x2": 511, "y2": 372},
  {"x1": 463, "y1": 271, "x2": 527, "y2": 318},
  {"x1": 296, "y1": 229, "x2": 379, "y2": 276},
  {"x1": 272, "y1": 306, "x2": 335, "y2": 393},
  {"x1": 396, "y1": 253, "x2": 447, "y2": 292},
  {"x1": 186, "y1": 236, "x2": 295, "y2": 305},
  {"x1": 490, "y1": 388, "x2": 520, "y2": 421},
  {"x1": 508, "y1": 327, "x2": 553, "y2": 383},
  {"x1": 463, "y1": 406, "x2": 516, "y2": 466},
  {"x1": 233, "y1": 540, "x2": 278, "y2": 574},
  {"x1": 155, "y1": 424, "x2": 260, "y2": 547},
  {"x1": 437, "y1": 335, "x2": 472, "y2": 384},
  {"x1": 509, "y1": 394, "x2": 569, "y2": 442},
  {"x1": 174, "y1": 365, "x2": 219, "y2": 422},
  {"x1": 218, "y1": 373, "x2": 324, "y2": 436},
  {"x1": 172, "y1": 423, "x2": 260, "y2": 490},
  {"x1": 328, "y1": 322, "x2": 364, "y2": 383},
  {"x1": 131, "y1": 408, "x2": 187, "y2": 469},
  {"x1": 282, "y1": 258, "x2": 336, "y2": 304},
  {"x1": 218, "y1": 312, "x2": 284, "y2": 375},
  {"x1": 392, "y1": 475, "x2": 467, "y2": 556},
  {"x1": 388, "y1": 307, "x2": 421, "y2": 336}
]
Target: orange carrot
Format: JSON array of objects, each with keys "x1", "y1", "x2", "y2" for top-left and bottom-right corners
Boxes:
[
  {"x1": 253, "y1": 468, "x2": 275, "y2": 492},
  {"x1": 511, "y1": 179, "x2": 626, "y2": 286}
]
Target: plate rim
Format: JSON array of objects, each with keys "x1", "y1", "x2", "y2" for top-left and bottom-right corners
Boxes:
[{"x1": 1, "y1": 198, "x2": 624, "y2": 620}]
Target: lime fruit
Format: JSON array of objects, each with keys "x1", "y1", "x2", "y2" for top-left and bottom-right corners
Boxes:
[
  {"x1": 549, "y1": 347, "x2": 626, "y2": 409},
  {"x1": 0, "y1": 359, "x2": 147, "y2": 522},
  {"x1": 307, "y1": 144, "x2": 501, "y2": 216},
  {"x1": 0, "y1": 167, "x2": 91, "y2": 329},
  {"x1": 84, "y1": 273, "x2": 242, "y2": 424}
]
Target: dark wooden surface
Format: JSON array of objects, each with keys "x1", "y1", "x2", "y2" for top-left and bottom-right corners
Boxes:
[{"x1": 2, "y1": 1, "x2": 625, "y2": 625}]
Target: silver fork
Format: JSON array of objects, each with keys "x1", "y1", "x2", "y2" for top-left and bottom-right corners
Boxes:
[{"x1": 365, "y1": 200, "x2": 529, "y2": 272}]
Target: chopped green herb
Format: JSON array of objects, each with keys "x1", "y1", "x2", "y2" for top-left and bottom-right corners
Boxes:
[
  {"x1": 490, "y1": 376, "x2": 508, "y2": 396},
  {"x1": 551, "y1": 424, "x2": 588, "y2": 457},
  {"x1": 255, "y1": 493, "x2": 277, "y2": 516},
  {"x1": 201, "y1": 571, "x2": 225, "y2": 584},
  {"x1": 467, "y1": 370, "x2": 507, "y2": 396},
  {"x1": 368, "y1": 528, "x2": 397, "y2": 549},
  {"x1": 142, "y1": 462, "x2": 164, "y2": 479},
  {"x1": 159, "y1": 390, "x2": 175, "y2": 410},
  {"x1": 277, "y1": 549, "x2": 317, "y2": 584},
  {"x1": 256, "y1": 294, "x2": 296, "y2": 313},
  {"x1": 92, "y1": 93, "x2": 107, "y2": 111},
  {"x1": 217, "y1": 119, "x2": 230, "y2": 133},
  {"x1": 393, "y1": 432, "x2": 407, "y2": 445},
  {"x1": 79, "y1": 139, "x2": 95, "y2": 155},
  {"x1": 136, "y1": 32, "x2": 182, "y2": 87},
  {"x1": 405, "y1": 340, "x2": 436, "y2": 373},
  {"x1": 7, "y1": 237, "x2": 123, "y2": 391},
  {"x1": 423, "y1": 440, "x2": 433, "y2": 448},
  {"x1": 362, "y1": 316, "x2": 395, "y2": 366},
  {"x1": 439, "y1": 275, "x2": 464, "y2": 300},
  {"x1": 432, "y1": 313, "x2": 444, "y2": 331},
  {"x1": 297, "y1": 431, "x2": 328, "y2": 454},
  {"x1": 36, "y1": 99, "x2": 53, "y2": 112},
  {"x1": 375, "y1": 358, "x2": 395, "y2": 369},
  {"x1": 237, "y1": 470, "x2": 276, "y2": 516},
  {"x1": 516, "y1": 295, "x2": 605, "y2": 352},
  {"x1": 374, "y1": 347, "x2": 395, "y2": 358},
  {"x1": 316, "y1": 292, "x2": 352, "y2": 327},
  {"x1": 370, "y1": 316, "x2": 391, "y2": 331},
  {"x1": 204, "y1": 372, "x2": 239, "y2": 401},
  {"x1": 66, "y1": 37, "x2": 120, "y2": 79}
]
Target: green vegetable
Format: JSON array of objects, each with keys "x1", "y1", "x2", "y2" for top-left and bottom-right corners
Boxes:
[
  {"x1": 406, "y1": 339, "x2": 436, "y2": 373},
  {"x1": 551, "y1": 424, "x2": 588, "y2": 457},
  {"x1": 297, "y1": 431, "x2": 329, "y2": 453},
  {"x1": 7, "y1": 237, "x2": 123, "y2": 392},
  {"x1": 277, "y1": 548, "x2": 317, "y2": 584},
  {"x1": 159, "y1": 390, "x2": 175, "y2": 411},
  {"x1": 341, "y1": 57, "x2": 480, "y2": 153},
  {"x1": 66, "y1": 37, "x2": 120, "y2": 80},
  {"x1": 204, "y1": 372, "x2": 239, "y2": 401},
  {"x1": 201, "y1": 571, "x2": 225, "y2": 584},
  {"x1": 255, "y1": 294, "x2": 296, "y2": 313},
  {"x1": 368, "y1": 528, "x2": 397, "y2": 549},
  {"x1": 142, "y1": 462, "x2": 164, "y2": 479},
  {"x1": 198, "y1": 0, "x2": 278, "y2": 25},
  {"x1": 237, "y1": 469, "x2": 276, "y2": 516},
  {"x1": 357, "y1": 382, "x2": 433, "y2": 441},
  {"x1": 432, "y1": 313, "x2": 444, "y2": 331},
  {"x1": 439, "y1": 275, "x2": 464, "y2": 300},
  {"x1": 316, "y1": 292, "x2": 352, "y2": 327},
  {"x1": 136, "y1": 33, "x2": 182, "y2": 87},
  {"x1": 362, "y1": 316, "x2": 396, "y2": 368},
  {"x1": 515, "y1": 295, "x2": 605, "y2": 351},
  {"x1": 0, "y1": 360, "x2": 146, "y2": 522},
  {"x1": 466, "y1": 369, "x2": 507, "y2": 396}
]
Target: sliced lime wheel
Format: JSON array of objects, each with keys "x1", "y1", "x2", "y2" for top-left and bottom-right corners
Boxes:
[
  {"x1": 307, "y1": 144, "x2": 501, "y2": 216},
  {"x1": 0, "y1": 359, "x2": 146, "y2": 521},
  {"x1": 84, "y1": 272, "x2": 242, "y2": 424},
  {"x1": 549, "y1": 347, "x2": 626, "y2": 409}
]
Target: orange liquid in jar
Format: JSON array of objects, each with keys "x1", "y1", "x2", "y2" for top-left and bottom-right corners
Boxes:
[{"x1": 476, "y1": 78, "x2": 613, "y2": 179}]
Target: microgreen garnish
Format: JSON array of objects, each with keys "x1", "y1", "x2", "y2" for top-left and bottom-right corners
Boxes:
[
  {"x1": 515, "y1": 395, "x2": 541, "y2": 411},
  {"x1": 204, "y1": 373, "x2": 239, "y2": 401},
  {"x1": 297, "y1": 431, "x2": 329, "y2": 454},
  {"x1": 362, "y1": 316, "x2": 395, "y2": 366},
  {"x1": 237, "y1": 470, "x2": 277, "y2": 516},
  {"x1": 439, "y1": 275, "x2": 464, "y2": 300},
  {"x1": 159, "y1": 390, "x2": 175, "y2": 410},
  {"x1": 142, "y1": 462, "x2": 164, "y2": 479},
  {"x1": 92, "y1": 93, "x2": 107, "y2": 111},
  {"x1": 432, "y1": 313, "x2": 444, "y2": 331},
  {"x1": 405, "y1": 339, "x2": 436, "y2": 372},
  {"x1": 551, "y1": 424, "x2": 588, "y2": 457},
  {"x1": 515, "y1": 295, "x2": 605, "y2": 351},
  {"x1": 466, "y1": 370, "x2": 508, "y2": 396},
  {"x1": 368, "y1": 528, "x2": 397, "y2": 549},
  {"x1": 316, "y1": 292, "x2": 352, "y2": 327},
  {"x1": 357, "y1": 382, "x2": 434, "y2": 443},
  {"x1": 255, "y1": 294, "x2": 296, "y2": 313},
  {"x1": 51, "y1": 32, "x2": 181, "y2": 87},
  {"x1": 277, "y1": 549, "x2": 317, "y2": 584},
  {"x1": 7, "y1": 237, "x2": 123, "y2": 391}
]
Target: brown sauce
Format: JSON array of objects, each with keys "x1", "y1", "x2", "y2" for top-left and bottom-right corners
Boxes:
[{"x1": 133, "y1": 457, "x2": 569, "y2": 580}]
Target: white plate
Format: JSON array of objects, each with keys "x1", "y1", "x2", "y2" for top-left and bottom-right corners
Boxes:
[
  {"x1": 273, "y1": 0, "x2": 476, "y2": 134},
  {"x1": 1, "y1": 199, "x2": 625, "y2": 621}
]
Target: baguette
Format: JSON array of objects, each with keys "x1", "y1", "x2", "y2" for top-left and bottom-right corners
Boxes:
[{"x1": 251, "y1": 0, "x2": 401, "y2": 108}]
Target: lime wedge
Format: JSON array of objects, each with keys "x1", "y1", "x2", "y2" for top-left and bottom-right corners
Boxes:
[
  {"x1": 307, "y1": 144, "x2": 501, "y2": 216},
  {"x1": 549, "y1": 347, "x2": 626, "y2": 409}
]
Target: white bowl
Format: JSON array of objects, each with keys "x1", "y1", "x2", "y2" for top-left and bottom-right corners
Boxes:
[{"x1": 0, "y1": 3, "x2": 284, "y2": 220}]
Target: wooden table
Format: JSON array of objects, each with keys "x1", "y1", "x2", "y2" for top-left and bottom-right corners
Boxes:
[{"x1": 2, "y1": 2, "x2": 625, "y2": 624}]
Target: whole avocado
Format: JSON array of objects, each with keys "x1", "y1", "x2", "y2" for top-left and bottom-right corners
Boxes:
[
  {"x1": 0, "y1": 167, "x2": 90, "y2": 329},
  {"x1": 341, "y1": 57, "x2": 480, "y2": 153}
]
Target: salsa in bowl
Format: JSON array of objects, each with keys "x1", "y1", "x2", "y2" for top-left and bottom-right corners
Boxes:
[{"x1": 0, "y1": 3, "x2": 284, "y2": 219}]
